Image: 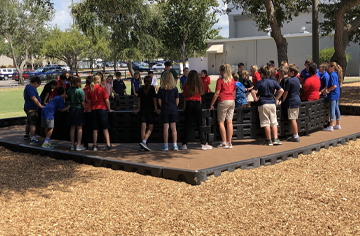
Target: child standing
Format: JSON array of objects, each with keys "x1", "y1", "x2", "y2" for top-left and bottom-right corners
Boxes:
[
  {"x1": 279, "y1": 64, "x2": 301, "y2": 142},
  {"x1": 67, "y1": 76, "x2": 88, "y2": 151},
  {"x1": 88, "y1": 75, "x2": 113, "y2": 151},
  {"x1": 40, "y1": 80, "x2": 57, "y2": 105},
  {"x1": 323, "y1": 62, "x2": 342, "y2": 131},
  {"x1": 133, "y1": 76, "x2": 161, "y2": 151},
  {"x1": 49, "y1": 75, "x2": 67, "y2": 101},
  {"x1": 131, "y1": 72, "x2": 142, "y2": 96},
  {"x1": 318, "y1": 63, "x2": 330, "y2": 97},
  {"x1": 179, "y1": 68, "x2": 189, "y2": 91},
  {"x1": 105, "y1": 75, "x2": 114, "y2": 99},
  {"x1": 83, "y1": 76, "x2": 93, "y2": 112},
  {"x1": 251, "y1": 66, "x2": 284, "y2": 146},
  {"x1": 148, "y1": 71, "x2": 158, "y2": 92},
  {"x1": 241, "y1": 70, "x2": 253, "y2": 107},
  {"x1": 41, "y1": 87, "x2": 70, "y2": 148},
  {"x1": 113, "y1": 72, "x2": 127, "y2": 96},
  {"x1": 233, "y1": 73, "x2": 247, "y2": 108},
  {"x1": 182, "y1": 70, "x2": 212, "y2": 150},
  {"x1": 157, "y1": 71, "x2": 179, "y2": 151},
  {"x1": 200, "y1": 70, "x2": 211, "y2": 93}
]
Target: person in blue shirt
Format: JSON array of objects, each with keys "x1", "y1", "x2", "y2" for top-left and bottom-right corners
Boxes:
[
  {"x1": 300, "y1": 59, "x2": 320, "y2": 84},
  {"x1": 251, "y1": 66, "x2": 284, "y2": 146},
  {"x1": 131, "y1": 72, "x2": 142, "y2": 96},
  {"x1": 318, "y1": 63, "x2": 330, "y2": 97},
  {"x1": 113, "y1": 72, "x2": 127, "y2": 96},
  {"x1": 232, "y1": 73, "x2": 247, "y2": 107},
  {"x1": 41, "y1": 86, "x2": 70, "y2": 148},
  {"x1": 323, "y1": 62, "x2": 343, "y2": 131},
  {"x1": 279, "y1": 64, "x2": 301, "y2": 142},
  {"x1": 179, "y1": 67, "x2": 189, "y2": 91},
  {"x1": 23, "y1": 77, "x2": 44, "y2": 144}
]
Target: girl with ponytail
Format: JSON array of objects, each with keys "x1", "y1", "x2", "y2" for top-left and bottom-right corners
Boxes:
[
  {"x1": 323, "y1": 62, "x2": 342, "y2": 131},
  {"x1": 133, "y1": 75, "x2": 160, "y2": 151}
]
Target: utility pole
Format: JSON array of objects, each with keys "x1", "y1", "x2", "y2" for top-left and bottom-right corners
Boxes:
[{"x1": 312, "y1": 0, "x2": 319, "y2": 65}]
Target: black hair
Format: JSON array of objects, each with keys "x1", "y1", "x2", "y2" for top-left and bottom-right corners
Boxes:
[
  {"x1": 308, "y1": 62, "x2": 318, "y2": 76},
  {"x1": 49, "y1": 80, "x2": 57, "y2": 86},
  {"x1": 201, "y1": 69, "x2": 208, "y2": 76},
  {"x1": 115, "y1": 72, "x2": 122, "y2": 77},
  {"x1": 85, "y1": 76, "x2": 93, "y2": 86},
  {"x1": 164, "y1": 61, "x2": 172, "y2": 67},
  {"x1": 148, "y1": 71, "x2": 154, "y2": 75},
  {"x1": 59, "y1": 74, "x2": 67, "y2": 81},
  {"x1": 56, "y1": 86, "x2": 65, "y2": 95},
  {"x1": 30, "y1": 77, "x2": 41, "y2": 84},
  {"x1": 107, "y1": 75, "x2": 113, "y2": 79},
  {"x1": 267, "y1": 60, "x2": 275, "y2": 67},
  {"x1": 143, "y1": 76, "x2": 152, "y2": 95},
  {"x1": 258, "y1": 66, "x2": 271, "y2": 77},
  {"x1": 238, "y1": 63, "x2": 245, "y2": 67}
]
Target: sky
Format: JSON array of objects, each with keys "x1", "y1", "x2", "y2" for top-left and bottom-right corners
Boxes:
[{"x1": 50, "y1": 0, "x2": 229, "y2": 38}]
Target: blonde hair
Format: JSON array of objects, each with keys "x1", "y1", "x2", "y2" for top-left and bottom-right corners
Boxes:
[
  {"x1": 242, "y1": 70, "x2": 249, "y2": 78},
  {"x1": 319, "y1": 63, "x2": 328, "y2": 69},
  {"x1": 279, "y1": 66, "x2": 289, "y2": 74},
  {"x1": 329, "y1": 62, "x2": 343, "y2": 86},
  {"x1": 90, "y1": 75, "x2": 101, "y2": 92},
  {"x1": 250, "y1": 65, "x2": 258, "y2": 71},
  {"x1": 281, "y1": 61, "x2": 288, "y2": 66},
  {"x1": 160, "y1": 71, "x2": 176, "y2": 90},
  {"x1": 269, "y1": 67, "x2": 277, "y2": 75},
  {"x1": 220, "y1": 64, "x2": 232, "y2": 84}
]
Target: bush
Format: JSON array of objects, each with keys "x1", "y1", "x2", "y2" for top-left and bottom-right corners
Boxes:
[{"x1": 319, "y1": 47, "x2": 351, "y2": 64}]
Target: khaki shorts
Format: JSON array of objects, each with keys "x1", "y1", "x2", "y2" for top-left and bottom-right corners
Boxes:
[
  {"x1": 24, "y1": 108, "x2": 38, "y2": 126},
  {"x1": 288, "y1": 108, "x2": 299, "y2": 120},
  {"x1": 258, "y1": 104, "x2": 278, "y2": 127},
  {"x1": 217, "y1": 100, "x2": 235, "y2": 122},
  {"x1": 245, "y1": 91, "x2": 254, "y2": 102}
]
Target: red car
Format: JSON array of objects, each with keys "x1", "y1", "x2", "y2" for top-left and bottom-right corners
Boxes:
[{"x1": 12, "y1": 69, "x2": 35, "y2": 81}]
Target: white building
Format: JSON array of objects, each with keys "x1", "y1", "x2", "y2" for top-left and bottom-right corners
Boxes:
[{"x1": 207, "y1": 5, "x2": 360, "y2": 76}]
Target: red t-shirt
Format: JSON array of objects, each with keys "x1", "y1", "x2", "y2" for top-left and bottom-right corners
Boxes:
[
  {"x1": 183, "y1": 85, "x2": 201, "y2": 101},
  {"x1": 275, "y1": 71, "x2": 279, "y2": 80},
  {"x1": 83, "y1": 85, "x2": 91, "y2": 111},
  {"x1": 50, "y1": 80, "x2": 67, "y2": 98},
  {"x1": 88, "y1": 84, "x2": 109, "y2": 110},
  {"x1": 301, "y1": 74, "x2": 321, "y2": 101},
  {"x1": 216, "y1": 78, "x2": 235, "y2": 103},
  {"x1": 252, "y1": 72, "x2": 261, "y2": 85},
  {"x1": 201, "y1": 76, "x2": 211, "y2": 93}
]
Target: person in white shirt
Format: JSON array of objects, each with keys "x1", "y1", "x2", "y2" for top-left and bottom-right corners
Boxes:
[{"x1": 148, "y1": 71, "x2": 158, "y2": 92}]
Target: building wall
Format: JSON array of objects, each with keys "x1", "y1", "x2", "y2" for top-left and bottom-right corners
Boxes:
[{"x1": 0, "y1": 55, "x2": 13, "y2": 66}]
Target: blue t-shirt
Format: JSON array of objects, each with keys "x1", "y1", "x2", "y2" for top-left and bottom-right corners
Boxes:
[
  {"x1": 235, "y1": 82, "x2": 247, "y2": 107},
  {"x1": 131, "y1": 77, "x2": 141, "y2": 95},
  {"x1": 253, "y1": 77, "x2": 282, "y2": 106},
  {"x1": 157, "y1": 87, "x2": 179, "y2": 115},
  {"x1": 282, "y1": 76, "x2": 301, "y2": 109},
  {"x1": 301, "y1": 68, "x2": 319, "y2": 83},
  {"x1": 41, "y1": 95, "x2": 65, "y2": 119},
  {"x1": 180, "y1": 75, "x2": 187, "y2": 88},
  {"x1": 319, "y1": 71, "x2": 330, "y2": 92},
  {"x1": 24, "y1": 84, "x2": 41, "y2": 109},
  {"x1": 327, "y1": 71, "x2": 340, "y2": 101},
  {"x1": 113, "y1": 79, "x2": 127, "y2": 96}
]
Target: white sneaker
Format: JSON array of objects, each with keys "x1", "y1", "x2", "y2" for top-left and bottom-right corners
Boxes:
[
  {"x1": 201, "y1": 143, "x2": 213, "y2": 150},
  {"x1": 181, "y1": 144, "x2": 187, "y2": 150},
  {"x1": 333, "y1": 125, "x2": 341, "y2": 130},
  {"x1": 76, "y1": 145, "x2": 86, "y2": 151},
  {"x1": 323, "y1": 126, "x2": 333, "y2": 131}
]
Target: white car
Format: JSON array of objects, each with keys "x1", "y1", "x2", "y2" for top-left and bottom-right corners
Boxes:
[
  {"x1": 151, "y1": 63, "x2": 165, "y2": 71},
  {"x1": 0, "y1": 68, "x2": 16, "y2": 80},
  {"x1": 59, "y1": 65, "x2": 70, "y2": 71}
]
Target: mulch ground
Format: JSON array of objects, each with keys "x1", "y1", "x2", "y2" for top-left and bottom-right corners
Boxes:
[
  {"x1": 0, "y1": 83, "x2": 360, "y2": 235},
  {"x1": 341, "y1": 82, "x2": 360, "y2": 106}
]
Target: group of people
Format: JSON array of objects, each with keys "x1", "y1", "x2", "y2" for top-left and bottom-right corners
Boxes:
[{"x1": 23, "y1": 58, "x2": 342, "y2": 151}]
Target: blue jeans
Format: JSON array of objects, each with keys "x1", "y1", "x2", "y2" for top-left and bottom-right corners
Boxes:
[{"x1": 330, "y1": 100, "x2": 340, "y2": 121}]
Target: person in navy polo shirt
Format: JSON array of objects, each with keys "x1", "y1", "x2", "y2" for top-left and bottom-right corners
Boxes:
[
  {"x1": 279, "y1": 64, "x2": 301, "y2": 142},
  {"x1": 251, "y1": 66, "x2": 284, "y2": 146},
  {"x1": 113, "y1": 72, "x2": 127, "y2": 96},
  {"x1": 23, "y1": 76, "x2": 44, "y2": 144},
  {"x1": 318, "y1": 63, "x2": 330, "y2": 97}
]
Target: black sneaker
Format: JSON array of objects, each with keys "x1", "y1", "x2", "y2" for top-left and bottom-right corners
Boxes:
[
  {"x1": 104, "y1": 145, "x2": 112, "y2": 151},
  {"x1": 23, "y1": 134, "x2": 30, "y2": 140},
  {"x1": 287, "y1": 136, "x2": 300, "y2": 142},
  {"x1": 263, "y1": 140, "x2": 273, "y2": 146},
  {"x1": 273, "y1": 138, "x2": 283, "y2": 145},
  {"x1": 139, "y1": 142, "x2": 151, "y2": 151},
  {"x1": 92, "y1": 145, "x2": 98, "y2": 151}
]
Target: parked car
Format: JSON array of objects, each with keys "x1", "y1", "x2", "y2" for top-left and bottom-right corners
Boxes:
[
  {"x1": 28, "y1": 66, "x2": 62, "y2": 80},
  {"x1": 119, "y1": 61, "x2": 128, "y2": 67},
  {"x1": 59, "y1": 65, "x2": 70, "y2": 71},
  {"x1": 139, "y1": 61, "x2": 149, "y2": 67},
  {"x1": 132, "y1": 65, "x2": 151, "y2": 72},
  {"x1": 12, "y1": 69, "x2": 35, "y2": 81},
  {"x1": 151, "y1": 63, "x2": 165, "y2": 71},
  {"x1": 105, "y1": 62, "x2": 114, "y2": 67},
  {"x1": 149, "y1": 62, "x2": 158, "y2": 68},
  {"x1": 39, "y1": 69, "x2": 64, "y2": 81},
  {"x1": 0, "y1": 68, "x2": 16, "y2": 80}
]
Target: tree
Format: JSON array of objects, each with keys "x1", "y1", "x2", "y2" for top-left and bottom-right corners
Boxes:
[
  {"x1": 41, "y1": 27, "x2": 91, "y2": 73},
  {"x1": 227, "y1": 0, "x2": 311, "y2": 66},
  {"x1": 0, "y1": 0, "x2": 54, "y2": 84},
  {"x1": 319, "y1": 0, "x2": 360, "y2": 77},
  {"x1": 72, "y1": 0, "x2": 160, "y2": 77},
  {"x1": 158, "y1": 0, "x2": 220, "y2": 68}
]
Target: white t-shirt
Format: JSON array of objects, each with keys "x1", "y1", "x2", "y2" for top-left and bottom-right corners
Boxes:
[{"x1": 151, "y1": 76, "x2": 158, "y2": 86}]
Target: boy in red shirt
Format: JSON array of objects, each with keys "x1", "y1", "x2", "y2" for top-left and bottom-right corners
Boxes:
[
  {"x1": 301, "y1": 63, "x2": 321, "y2": 101},
  {"x1": 200, "y1": 70, "x2": 211, "y2": 93},
  {"x1": 250, "y1": 65, "x2": 261, "y2": 85},
  {"x1": 50, "y1": 75, "x2": 67, "y2": 100}
]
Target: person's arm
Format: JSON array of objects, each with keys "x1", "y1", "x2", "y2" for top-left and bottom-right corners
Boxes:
[
  {"x1": 158, "y1": 98, "x2": 162, "y2": 107},
  {"x1": 30, "y1": 96, "x2": 44, "y2": 109},
  {"x1": 180, "y1": 82, "x2": 183, "y2": 91},
  {"x1": 131, "y1": 83, "x2": 137, "y2": 96},
  {"x1": 274, "y1": 88, "x2": 284, "y2": 101},
  {"x1": 60, "y1": 105, "x2": 70, "y2": 112},
  {"x1": 105, "y1": 98, "x2": 113, "y2": 112},
  {"x1": 208, "y1": 84, "x2": 211, "y2": 93},
  {"x1": 133, "y1": 98, "x2": 141, "y2": 114},
  {"x1": 324, "y1": 85, "x2": 337, "y2": 95},
  {"x1": 153, "y1": 97, "x2": 160, "y2": 114},
  {"x1": 209, "y1": 90, "x2": 220, "y2": 110},
  {"x1": 278, "y1": 91, "x2": 288, "y2": 105},
  {"x1": 251, "y1": 89, "x2": 258, "y2": 102},
  {"x1": 44, "y1": 93, "x2": 50, "y2": 105},
  {"x1": 81, "y1": 101, "x2": 87, "y2": 111}
]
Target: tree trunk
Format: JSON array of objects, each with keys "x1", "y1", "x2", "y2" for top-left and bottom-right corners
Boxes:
[
  {"x1": 114, "y1": 58, "x2": 117, "y2": 73},
  {"x1": 265, "y1": 0, "x2": 288, "y2": 67},
  {"x1": 181, "y1": 40, "x2": 187, "y2": 72},
  {"x1": 127, "y1": 61, "x2": 134, "y2": 78}
]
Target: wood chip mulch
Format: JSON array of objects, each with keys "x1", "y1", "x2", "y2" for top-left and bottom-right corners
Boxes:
[{"x1": 341, "y1": 82, "x2": 360, "y2": 106}]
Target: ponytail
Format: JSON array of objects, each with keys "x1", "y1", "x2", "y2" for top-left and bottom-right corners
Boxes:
[
  {"x1": 91, "y1": 75, "x2": 101, "y2": 93},
  {"x1": 329, "y1": 62, "x2": 343, "y2": 86},
  {"x1": 143, "y1": 76, "x2": 152, "y2": 94}
]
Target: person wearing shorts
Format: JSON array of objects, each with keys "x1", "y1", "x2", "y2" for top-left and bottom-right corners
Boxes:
[
  {"x1": 279, "y1": 64, "x2": 301, "y2": 142},
  {"x1": 41, "y1": 87, "x2": 70, "y2": 148},
  {"x1": 241, "y1": 70, "x2": 254, "y2": 107},
  {"x1": 88, "y1": 75, "x2": 113, "y2": 151},
  {"x1": 23, "y1": 77, "x2": 44, "y2": 144},
  {"x1": 251, "y1": 66, "x2": 284, "y2": 146},
  {"x1": 133, "y1": 76, "x2": 160, "y2": 151},
  {"x1": 210, "y1": 64, "x2": 236, "y2": 149},
  {"x1": 157, "y1": 71, "x2": 179, "y2": 151}
]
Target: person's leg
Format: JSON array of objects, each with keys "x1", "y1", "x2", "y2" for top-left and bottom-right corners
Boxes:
[
  {"x1": 264, "y1": 126, "x2": 271, "y2": 140},
  {"x1": 271, "y1": 125, "x2": 278, "y2": 139},
  {"x1": 225, "y1": 101, "x2": 235, "y2": 145},
  {"x1": 226, "y1": 119, "x2": 233, "y2": 145},
  {"x1": 45, "y1": 127, "x2": 49, "y2": 138},
  {"x1": 144, "y1": 124, "x2": 153, "y2": 141},
  {"x1": 194, "y1": 102, "x2": 206, "y2": 145},
  {"x1": 170, "y1": 122, "x2": 177, "y2": 144},
  {"x1": 218, "y1": 121, "x2": 227, "y2": 143},
  {"x1": 290, "y1": 119, "x2": 298, "y2": 136},
  {"x1": 103, "y1": 129, "x2": 110, "y2": 146},
  {"x1": 182, "y1": 102, "x2": 194, "y2": 145},
  {"x1": 25, "y1": 124, "x2": 30, "y2": 136},
  {"x1": 76, "y1": 126, "x2": 83, "y2": 146},
  {"x1": 163, "y1": 123, "x2": 169, "y2": 145},
  {"x1": 329, "y1": 99, "x2": 336, "y2": 127},
  {"x1": 70, "y1": 125, "x2": 76, "y2": 146},
  {"x1": 335, "y1": 100, "x2": 341, "y2": 126},
  {"x1": 93, "y1": 130, "x2": 98, "y2": 145},
  {"x1": 46, "y1": 128, "x2": 53, "y2": 139},
  {"x1": 141, "y1": 123, "x2": 146, "y2": 140},
  {"x1": 30, "y1": 125, "x2": 36, "y2": 137}
]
